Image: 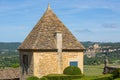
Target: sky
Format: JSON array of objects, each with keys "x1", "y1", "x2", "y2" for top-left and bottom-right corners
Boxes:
[{"x1": 0, "y1": 0, "x2": 120, "y2": 42}]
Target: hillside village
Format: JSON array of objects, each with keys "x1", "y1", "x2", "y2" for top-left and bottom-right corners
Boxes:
[{"x1": 84, "y1": 43, "x2": 120, "y2": 58}]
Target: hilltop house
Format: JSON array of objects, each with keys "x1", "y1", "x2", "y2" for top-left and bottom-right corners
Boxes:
[{"x1": 18, "y1": 4, "x2": 85, "y2": 80}]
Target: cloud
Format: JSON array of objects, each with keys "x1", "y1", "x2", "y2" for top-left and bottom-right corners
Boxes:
[
  {"x1": 74, "y1": 0, "x2": 120, "y2": 11},
  {"x1": 102, "y1": 23, "x2": 118, "y2": 28},
  {"x1": 51, "y1": 0, "x2": 120, "y2": 18},
  {"x1": 0, "y1": 0, "x2": 40, "y2": 13},
  {"x1": 75, "y1": 29, "x2": 93, "y2": 33}
]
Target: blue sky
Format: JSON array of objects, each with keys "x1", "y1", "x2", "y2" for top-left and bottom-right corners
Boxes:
[{"x1": 0, "y1": 0, "x2": 120, "y2": 42}]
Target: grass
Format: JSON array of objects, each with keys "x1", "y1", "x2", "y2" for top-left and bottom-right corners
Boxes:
[
  {"x1": 84, "y1": 65, "x2": 104, "y2": 76},
  {"x1": 47, "y1": 65, "x2": 104, "y2": 77},
  {"x1": 69, "y1": 65, "x2": 104, "y2": 80},
  {"x1": 75, "y1": 65, "x2": 120, "y2": 80},
  {"x1": 72, "y1": 65, "x2": 105, "y2": 80},
  {"x1": 46, "y1": 65, "x2": 103, "y2": 80},
  {"x1": 47, "y1": 65, "x2": 118, "y2": 80}
]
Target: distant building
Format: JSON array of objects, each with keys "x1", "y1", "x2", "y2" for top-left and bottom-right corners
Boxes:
[
  {"x1": 93, "y1": 43, "x2": 99, "y2": 49},
  {"x1": 85, "y1": 43, "x2": 101, "y2": 57},
  {"x1": 18, "y1": 4, "x2": 85, "y2": 80},
  {"x1": 85, "y1": 42, "x2": 120, "y2": 58}
]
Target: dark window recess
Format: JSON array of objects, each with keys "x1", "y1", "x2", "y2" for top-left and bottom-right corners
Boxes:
[
  {"x1": 70, "y1": 61, "x2": 78, "y2": 67},
  {"x1": 23, "y1": 55, "x2": 28, "y2": 66},
  {"x1": 23, "y1": 55, "x2": 28, "y2": 74}
]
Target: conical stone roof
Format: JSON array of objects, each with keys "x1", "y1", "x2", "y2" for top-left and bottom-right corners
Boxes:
[{"x1": 18, "y1": 5, "x2": 85, "y2": 51}]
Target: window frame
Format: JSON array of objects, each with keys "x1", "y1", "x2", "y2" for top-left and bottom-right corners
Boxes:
[{"x1": 69, "y1": 61, "x2": 78, "y2": 67}]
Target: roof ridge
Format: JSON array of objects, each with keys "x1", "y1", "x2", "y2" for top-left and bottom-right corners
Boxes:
[{"x1": 47, "y1": 3, "x2": 51, "y2": 10}]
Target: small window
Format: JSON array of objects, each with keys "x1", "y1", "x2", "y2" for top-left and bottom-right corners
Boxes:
[{"x1": 70, "y1": 61, "x2": 78, "y2": 67}]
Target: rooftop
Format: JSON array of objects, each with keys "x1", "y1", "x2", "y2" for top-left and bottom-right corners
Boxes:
[{"x1": 19, "y1": 4, "x2": 85, "y2": 51}]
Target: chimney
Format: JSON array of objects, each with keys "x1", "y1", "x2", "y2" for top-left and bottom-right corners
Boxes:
[
  {"x1": 56, "y1": 31, "x2": 62, "y2": 74},
  {"x1": 56, "y1": 31, "x2": 62, "y2": 52}
]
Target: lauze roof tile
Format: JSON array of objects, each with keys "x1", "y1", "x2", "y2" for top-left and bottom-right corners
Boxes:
[{"x1": 18, "y1": 4, "x2": 85, "y2": 51}]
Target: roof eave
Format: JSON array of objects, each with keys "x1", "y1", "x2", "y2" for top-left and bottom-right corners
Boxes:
[{"x1": 18, "y1": 48, "x2": 85, "y2": 52}]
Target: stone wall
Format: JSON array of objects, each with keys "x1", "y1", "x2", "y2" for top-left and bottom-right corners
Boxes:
[
  {"x1": 19, "y1": 51, "x2": 33, "y2": 80},
  {"x1": 103, "y1": 66, "x2": 120, "y2": 74},
  {"x1": 62, "y1": 52, "x2": 83, "y2": 73},
  {"x1": 33, "y1": 52, "x2": 83, "y2": 78},
  {"x1": 33, "y1": 52, "x2": 59, "y2": 78}
]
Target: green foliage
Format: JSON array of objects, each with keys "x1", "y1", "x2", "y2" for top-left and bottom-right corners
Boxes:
[
  {"x1": 75, "y1": 76, "x2": 97, "y2": 80},
  {"x1": 82, "y1": 41, "x2": 120, "y2": 65},
  {"x1": 100, "y1": 42, "x2": 120, "y2": 48},
  {"x1": 63, "y1": 66, "x2": 82, "y2": 75},
  {"x1": 111, "y1": 68, "x2": 120, "y2": 78},
  {"x1": 84, "y1": 50, "x2": 120, "y2": 65},
  {"x1": 27, "y1": 76, "x2": 39, "y2": 80},
  {"x1": 0, "y1": 42, "x2": 20, "y2": 68},
  {"x1": 45, "y1": 74, "x2": 83, "y2": 80},
  {"x1": 39, "y1": 77, "x2": 48, "y2": 80},
  {"x1": 84, "y1": 55, "x2": 104, "y2": 65},
  {"x1": 114, "y1": 78, "x2": 120, "y2": 80},
  {"x1": 0, "y1": 51, "x2": 19, "y2": 68},
  {"x1": 94, "y1": 74, "x2": 113, "y2": 80},
  {"x1": 11, "y1": 63, "x2": 19, "y2": 68}
]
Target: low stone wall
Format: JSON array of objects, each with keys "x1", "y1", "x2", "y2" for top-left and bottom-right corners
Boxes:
[{"x1": 103, "y1": 66, "x2": 120, "y2": 74}]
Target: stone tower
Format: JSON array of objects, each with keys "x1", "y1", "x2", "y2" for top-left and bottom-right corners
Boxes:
[{"x1": 18, "y1": 4, "x2": 85, "y2": 80}]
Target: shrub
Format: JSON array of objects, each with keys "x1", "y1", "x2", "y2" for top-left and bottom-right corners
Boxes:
[
  {"x1": 27, "y1": 76, "x2": 39, "y2": 80},
  {"x1": 39, "y1": 77, "x2": 48, "y2": 80},
  {"x1": 63, "y1": 66, "x2": 82, "y2": 75},
  {"x1": 114, "y1": 78, "x2": 120, "y2": 80},
  {"x1": 111, "y1": 68, "x2": 120, "y2": 78},
  {"x1": 45, "y1": 74, "x2": 83, "y2": 80},
  {"x1": 94, "y1": 74, "x2": 113, "y2": 80}
]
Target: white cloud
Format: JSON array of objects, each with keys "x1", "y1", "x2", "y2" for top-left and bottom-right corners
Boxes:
[
  {"x1": 75, "y1": 29, "x2": 93, "y2": 33},
  {"x1": 0, "y1": 0, "x2": 40, "y2": 13},
  {"x1": 102, "y1": 23, "x2": 118, "y2": 28}
]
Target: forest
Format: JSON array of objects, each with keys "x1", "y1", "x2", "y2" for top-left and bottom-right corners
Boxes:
[{"x1": 0, "y1": 42, "x2": 20, "y2": 68}]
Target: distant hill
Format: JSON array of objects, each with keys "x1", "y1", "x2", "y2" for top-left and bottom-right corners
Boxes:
[
  {"x1": 99, "y1": 42, "x2": 120, "y2": 49},
  {"x1": 0, "y1": 42, "x2": 120, "y2": 50},
  {"x1": 0, "y1": 42, "x2": 21, "y2": 51},
  {"x1": 0, "y1": 42, "x2": 20, "y2": 68},
  {"x1": 81, "y1": 41, "x2": 94, "y2": 48},
  {"x1": 81, "y1": 41, "x2": 120, "y2": 48}
]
